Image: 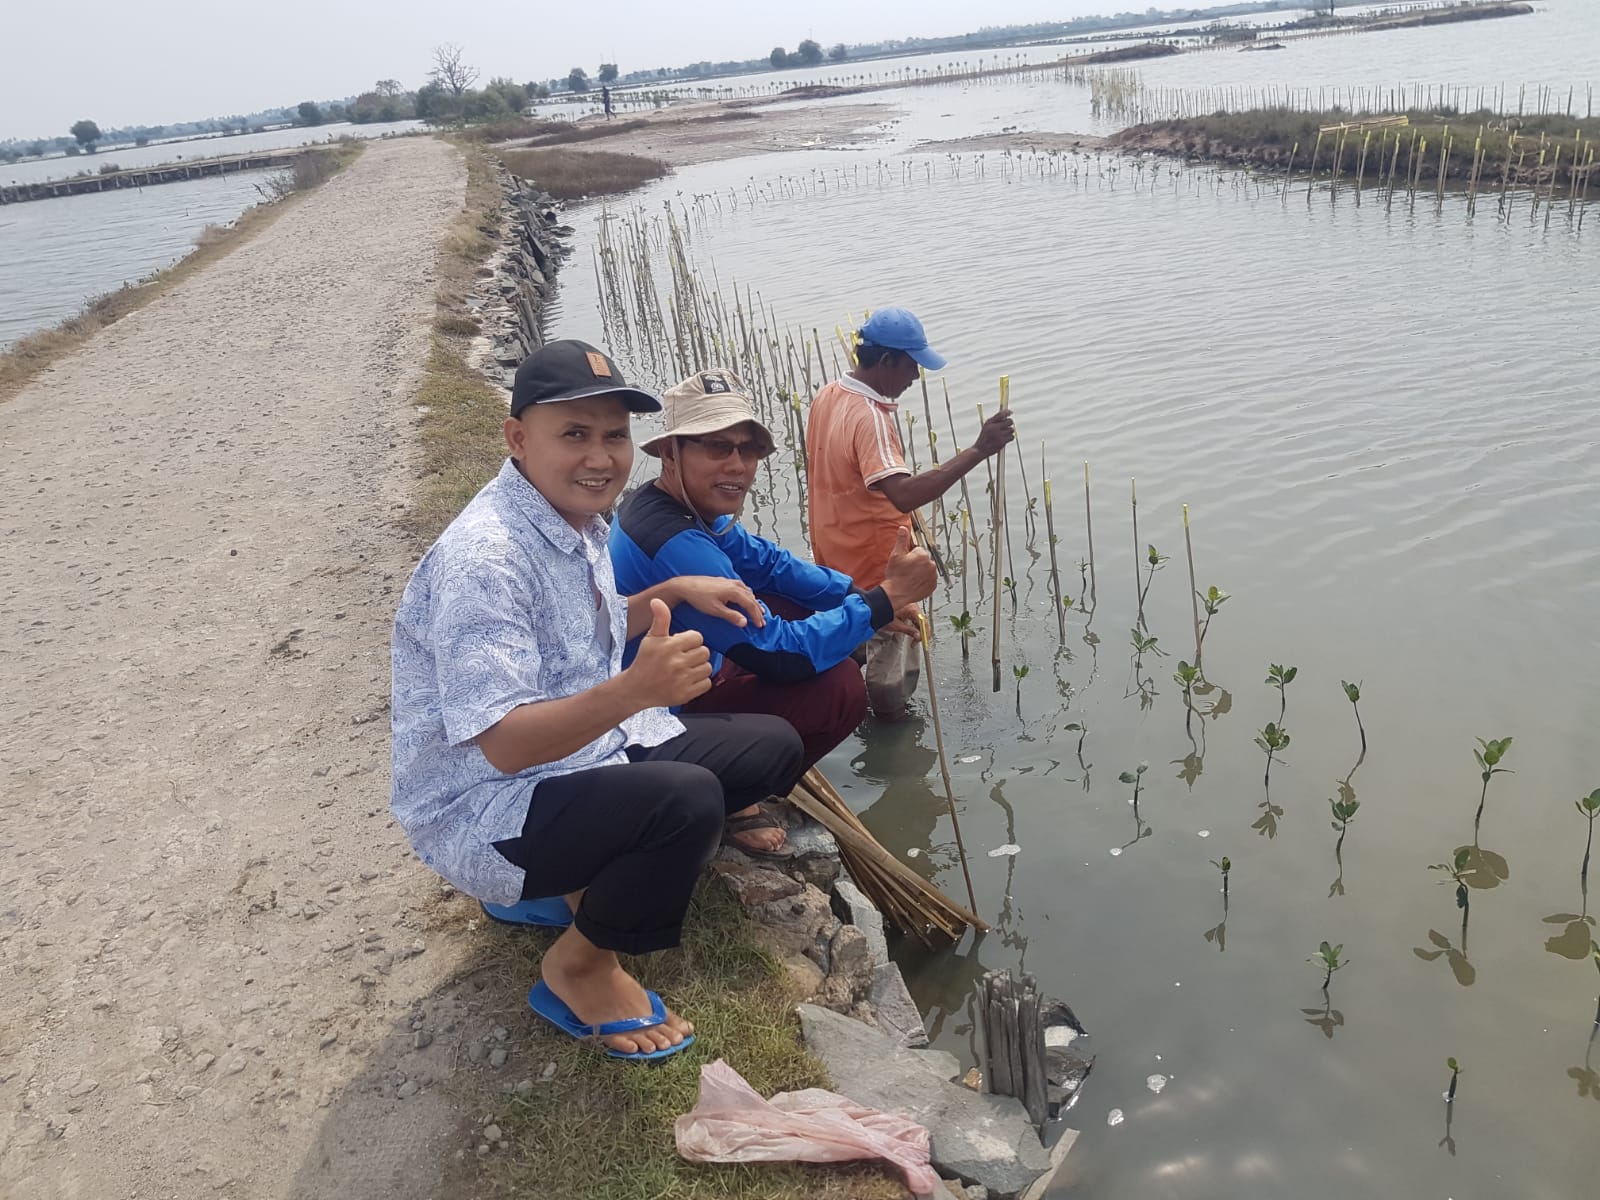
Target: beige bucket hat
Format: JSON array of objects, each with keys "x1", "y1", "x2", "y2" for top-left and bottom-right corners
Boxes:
[{"x1": 640, "y1": 368, "x2": 775, "y2": 457}]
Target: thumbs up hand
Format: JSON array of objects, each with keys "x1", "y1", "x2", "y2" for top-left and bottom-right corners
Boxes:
[
  {"x1": 881, "y1": 525, "x2": 937, "y2": 613},
  {"x1": 625, "y1": 598, "x2": 713, "y2": 708}
]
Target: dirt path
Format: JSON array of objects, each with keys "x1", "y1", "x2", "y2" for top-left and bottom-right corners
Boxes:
[{"x1": 0, "y1": 137, "x2": 476, "y2": 1199}]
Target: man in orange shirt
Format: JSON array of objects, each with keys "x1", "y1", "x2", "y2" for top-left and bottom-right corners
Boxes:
[{"x1": 806, "y1": 307, "x2": 1015, "y2": 719}]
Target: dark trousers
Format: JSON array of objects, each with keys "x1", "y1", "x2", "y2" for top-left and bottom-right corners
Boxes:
[
  {"x1": 681, "y1": 658, "x2": 866, "y2": 771},
  {"x1": 492, "y1": 713, "x2": 803, "y2": 955}
]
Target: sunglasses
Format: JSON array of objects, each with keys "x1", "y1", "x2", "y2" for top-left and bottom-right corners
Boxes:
[{"x1": 682, "y1": 435, "x2": 774, "y2": 462}]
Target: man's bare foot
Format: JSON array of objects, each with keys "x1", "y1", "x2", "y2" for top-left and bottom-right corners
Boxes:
[
  {"x1": 539, "y1": 930, "x2": 693, "y2": 1056},
  {"x1": 725, "y1": 801, "x2": 787, "y2": 855}
]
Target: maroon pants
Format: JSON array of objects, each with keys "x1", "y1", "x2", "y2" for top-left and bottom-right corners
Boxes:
[{"x1": 681, "y1": 657, "x2": 867, "y2": 772}]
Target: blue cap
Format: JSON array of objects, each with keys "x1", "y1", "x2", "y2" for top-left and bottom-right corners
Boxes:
[{"x1": 858, "y1": 307, "x2": 947, "y2": 372}]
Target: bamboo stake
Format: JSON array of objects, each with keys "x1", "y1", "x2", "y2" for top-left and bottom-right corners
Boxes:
[
  {"x1": 1084, "y1": 461, "x2": 1097, "y2": 607},
  {"x1": 1043, "y1": 469, "x2": 1066, "y2": 644},
  {"x1": 1183, "y1": 504, "x2": 1202, "y2": 671},
  {"x1": 1131, "y1": 478, "x2": 1143, "y2": 631},
  {"x1": 945, "y1": 381, "x2": 984, "y2": 585},
  {"x1": 960, "y1": 510, "x2": 972, "y2": 660},
  {"x1": 990, "y1": 376, "x2": 1010, "y2": 693},
  {"x1": 920, "y1": 613, "x2": 980, "y2": 919}
]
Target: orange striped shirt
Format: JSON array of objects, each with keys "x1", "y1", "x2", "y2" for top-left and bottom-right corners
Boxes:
[{"x1": 806, "y1": 377, "x2": 912, "y2": 591}]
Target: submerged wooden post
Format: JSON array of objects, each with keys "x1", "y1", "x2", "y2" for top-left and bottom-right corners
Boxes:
[{"x1": 980, "y1": 970, "x2": 1049, "y2": 1130}]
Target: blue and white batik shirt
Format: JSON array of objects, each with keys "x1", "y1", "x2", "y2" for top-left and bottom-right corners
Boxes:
[{"x1": 390, "y1": 458, "x2": 683, "y2": 904}]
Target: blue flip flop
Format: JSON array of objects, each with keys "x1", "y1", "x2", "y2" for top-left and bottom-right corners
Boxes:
[
  {"x1": 481, "y1": 896, "x2": 573, "y2": 928},
  {"x1": 526, "y1": 979, "x2": 695, "y2": 1062}
]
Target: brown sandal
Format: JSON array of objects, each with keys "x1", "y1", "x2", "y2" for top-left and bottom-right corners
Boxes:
[{"x1": 722, "y1": 802, "x2": 788, "y2": 858}]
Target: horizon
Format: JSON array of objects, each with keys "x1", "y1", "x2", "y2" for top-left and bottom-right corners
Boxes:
[{"x1": 0, "y1": 0, "x2": 1311, "y2": 142}]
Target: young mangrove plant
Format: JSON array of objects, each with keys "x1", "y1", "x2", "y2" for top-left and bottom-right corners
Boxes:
[
  {"x1": 1196, "y1": 585, "x2": 1229, "y2": 659},
  {"x1": 1174, "y1": 660, "x2": 1201, "y2": 710},
  {"x1": 949, "y1": 609, "x2": 974, "y2": 662},
  {"x1": 1211, "y1": 855, "x2": 1231, "y2": 899},
  {"x1": 1136, "y1": 543, "x2": 1168, "y2": 631},
  {"x1": 1330, "y1": 796, "x2": 1360, "y2": 897},
  {"x1": 1472, "y1": 736, "x2": 1514, "y2": 833},
  {"x1": 1130, "y1": 628, "x2": 1167, "y2": 660},
  {"x1": 1445, "y1": 1057, "x2": 1463, "y2": 1104},
  {"x1": 1341, "y1": 679, "x2": 1367, "y2": 754},
  {"x1": 1310, "y1": 940, "x2": 1348, "y2": 993},
  {"x1": 1255, "y1": 722, "x2": 1291, "y2": 787},
  {"x1": 1118, "y1": 761, "x2": 1149, "y2": 810},
  {"x1": 1012, "y1": 663, "x2": 1029, "y2": 717},
  {"x1": 1431, "y1": 847, "x2": 1476, "y2": 914},
  {"x1": 1265, "y1": 663, "x2": 1298, "y2": 723},
  {"x1": 1578, "y1": 788, "x2": 1600, "y2": 885}
]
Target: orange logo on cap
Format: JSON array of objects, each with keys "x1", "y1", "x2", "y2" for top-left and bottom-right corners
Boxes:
[{"x1": 586, "y1": 351, "x2": 613, "y2": 378}]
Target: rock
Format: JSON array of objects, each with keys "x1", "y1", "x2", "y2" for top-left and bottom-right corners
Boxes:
[
  {"x1": 831, "y1": 878, "x2": 889, "y2": 968},
  {"x1": 779, "y1": 952, "x2": 825, "y2": 998},
  {"x1": 192, "y1": 1053, "x2": 216, "y2": 1073},
  {"x1": 711, "y1": 860, "x2": 801, "y2": 907},
  {"x1": 797, "y1": 1004, "x2": 1053, "y2": 1200},
  {"x1": 318, "y1": 1032, "x2": 337, "y2": 1050},
  {"x1": 483, "y1": 1123, "x2": 503, "y2": 1143},
  {"x1": 870, "y1": 962, "x2": 930, "y2": 1049},
  {"x1": 413, "y1": 1031, "x2": 433, "y2": 1050},
  {"x1": 540, "y1": 1062, "x2": 557, "y2": 1081},
  {"x1": 467, "y1": 1042, "x2": 485, "y2": 1064},
  {"x1": 1018, "y1": 1130, "x2": 1080, "y2": 1200},
  {"x1": 176, "y1": 1085, "x2": 202, "y2": 1101},
  {"x1": 964, "y1": 1187, "x2": 990, "y2": 1200},
  {"x1": 396, "y1": 1079, "x2": 419, "y2": 1099},
  {"x1": 514, "y1": 1079, "x2": 534, "y2": 1096},
  {"x1": 747, "y1": 882, "x2": 836, "y2": 971},
  {"x1": 489, "y1": 1048, "x2": 508, "y2": 1068},
  {"x1": 908, "y1": 1049, "x2": 963, "y2": 1083}
]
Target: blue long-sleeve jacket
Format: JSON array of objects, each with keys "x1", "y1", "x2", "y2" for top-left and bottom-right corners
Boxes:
[{"x1": 610, "y1": 483, "x2": 895, "y2": 682}]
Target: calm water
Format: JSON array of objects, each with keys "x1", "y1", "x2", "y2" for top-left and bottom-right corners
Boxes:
[
  {"x1": 546, "y1": 13, "x2": 1597, "y2": 1196},
  {"x1": 0, "y1": 122, "x2": 424, "y2": 349}
]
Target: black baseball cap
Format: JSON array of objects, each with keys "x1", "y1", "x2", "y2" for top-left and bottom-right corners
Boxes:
[{"x1": 509, "y1": 339, "x2": 662, "y2": 418}]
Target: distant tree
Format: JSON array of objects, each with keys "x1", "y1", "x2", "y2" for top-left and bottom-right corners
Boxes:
[
  {"x1": 26, "y1": 141, "x2": 46, "y2": 157},
  {"x1": 465, "y1": 89, "x2": 512, "y2": 121},
  {"x1": 598, "y1": 63, "x2": 619, "y2": 84},
  {"x1": 297, "y1": 101, "x2": 324, "y2": 126},
  {"x1": 769, "y1": 47, "x2": 789, "y2": 69},
  {"x1": 414, "y1": 81, "x2": 463, "y2": 124},
  {"x1": 567, "y1": 67, "x2": 590, "y2": 93},
  {"x1": 530, "y1": 83, "x2": 551, "y2": 100},
  {"x1": 430, "y1": 43, "x2": 479, "y2": 96},
  {"x1": 134, "y1": 135, "x2": 150, "y2": 147},
  {"x1": 828, "y1": 43, "x2": 848, "y2": 62},
  {"x1": 796, "y1": 39, "x2": 824, "y2": 66},
  {"x1": 70, "y1": 120, "x2": 101, "y2": 150},
  {"x1": 64, "y1": 144, "x2": 82, "y2": 156},
  {"x1": 375, "y1": 79, "x2": 405, "y2": 97},
  {"x1": 485, "y1": 77, "x2": 528, "y2": 112}
]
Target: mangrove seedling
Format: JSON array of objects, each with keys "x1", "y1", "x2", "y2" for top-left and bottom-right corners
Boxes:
[
  {"x1": 1445, "y1": 1057, "x2": 1462, "y2": 1103},
  {"x1": 1211, "y1": 856, "x2": 1232, "y2": 898},
  {"x1": 1577, "y1": 788, "x2": 1600, "y2": 884},
  {"x1": 1341, "y1": 679, "x2": 1367, "y2": 754},
  {"x1": 1130, "y1": 629, "x2": 1167, "y2": 659},
  {"x1": 1136, "y1": 543, "x2": 1167, "y2": 628},
  {"x1": 1118, "y1": 761, "x2": 1149, "y2": 809},
  {"x1": 1430, "y1": 846, "x2": 1476, "y2": 914},
  {"x1": 1196, "y1": 585, "x2": 1229, "y2": 654},
  {"x1": 1064, "y1": 721, "x2": 1088, "y2": 769},
  {"x1": 1012, "y1": 663, "x2": 1029, "y2": 716},
  {"x1": 1265, "y1": 663, "x2": 1298, "y2": 722},
  {"x1": 1076, "y1": 559, "x2": 1090, "y2": 610},
  {"x1": 1472, "y1": 736, "x2": 1514, "y2": 832},
  {"x1": 1255, "y1": 722, "x2": 1291, "y2": 786},
  {"x1": 1329, "y1": 796, "x2": 1360, "y2": 896},
  {"x1": 949, "y1": 609, "x2": 974, "y2": 661},
  {"x1": 1310, "y1": 940, "x2": 1348, "y2": 992},
  {"x1": 1174, "y1": 660, "x2": 1200, "y2": 707}
]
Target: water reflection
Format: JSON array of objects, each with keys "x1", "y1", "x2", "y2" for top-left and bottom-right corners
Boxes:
[
  {"x1": 1569, "y1": 1025, "x2": 1600, "y2": 1104},
  {"x1": 1301, "y1": 997, "x2": 1346, "y2": 1040}
]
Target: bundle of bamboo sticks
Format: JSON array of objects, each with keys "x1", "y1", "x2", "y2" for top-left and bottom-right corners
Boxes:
[{"x1": 786, "y1": 767, "x2": 988, "y2": 947}]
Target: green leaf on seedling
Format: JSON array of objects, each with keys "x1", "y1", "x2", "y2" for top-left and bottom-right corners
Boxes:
[
  {"x1": 1174, "y1": 661, "x2": 1200, "y2": 688},
  {"x1": 1579, "y1": 789, "x2": 1600, "y2": 817},
  {"x1": 1118, "y1": 771, "x2": 1137, "y2": 784},
  {"x1": 1063, "y1": 723, "x2": 1082, "y2": 732},
  {"x1": 1210, "y1": 857, "x2": 1231, "y2": 873},
  {"x1": 1341, "y1": 680, "x2": 1361, "y2": 704},
  {"x1": 1200, "y1": 585, "x2": 1230, "y2": 614},
  {"x1": 1255, "y1": 723, "x2": 1290, "y2": 753},
  {"x1": 1003, "y1": 577, "x2": 1016, "y2": 590},
  {"x1": 1447, "y1": 1057, "x2": 1461, "y2": 1073},
  {"x1": 1013, "y1": 665, "x2": 1029, "y2": 681},
  {"x1": 1146, "y1": 544, "x2": 1168, "y2": 567}
]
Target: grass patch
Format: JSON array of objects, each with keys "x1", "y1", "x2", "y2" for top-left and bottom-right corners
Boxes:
[
  {"x1": 453, "y1": 117, "x2": 574, "y2": 144},
  {"x1": 469, "y1": 881, "x2": 907, "y2": 1200},
  {"x1": 0, "y1": 142, "x2": 363, "y2": 404},
  {"x1": 499, "y1": 147, "x2": 669, "y2": 200},
  {"x1": 405, "y1": 143, "x2": 510, "y2": 543},
  {"x1": 1113, "y1": 108, "x2": 1600, "y2": 187}
]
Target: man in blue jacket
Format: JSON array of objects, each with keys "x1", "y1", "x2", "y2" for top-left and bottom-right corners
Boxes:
[{"x1": 611, "y1": 368, "x2": 937, "y2": 853}]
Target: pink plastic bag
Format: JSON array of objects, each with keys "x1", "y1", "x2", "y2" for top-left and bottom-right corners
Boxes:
[{"x1": 675, "y1": 1058, "x2": 940, "y2": 1197}]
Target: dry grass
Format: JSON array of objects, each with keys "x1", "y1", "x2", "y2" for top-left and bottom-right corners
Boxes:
[
  {"x1": 466, "y1": 881, "x2": 908, "y2": 1200},
  {"x1": 0, "y1": 141, "x2": 364, "y2": 405},
  {"x1": 498, "y1": 147, "x2": 669, "y2": 200},
  {"x1": 454, "y1": 117, "x2": 572, "y2": 144}
]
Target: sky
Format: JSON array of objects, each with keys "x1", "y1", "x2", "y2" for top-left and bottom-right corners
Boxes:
[{"x1": 0, "y1": 0, "x2": 1137, "y2": 140}]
